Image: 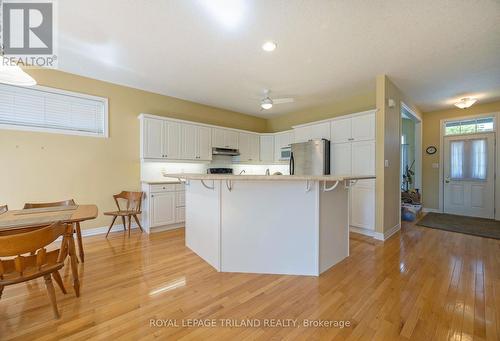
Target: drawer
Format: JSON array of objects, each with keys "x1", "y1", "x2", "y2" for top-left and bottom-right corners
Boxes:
[
  {"x1": 176, "y1": 191, "x2": 185, "y2": 207},
  {"x1": 150, "y1": 184, "x2": 177, "y2": 193},
  {"x1": 175, "y1": 183, "x2": 185, "y2": 191}
]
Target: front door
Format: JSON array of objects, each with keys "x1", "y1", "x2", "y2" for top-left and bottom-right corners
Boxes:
[{"x1": 443, "y1": 133, "x2": 495, "y2": 218}]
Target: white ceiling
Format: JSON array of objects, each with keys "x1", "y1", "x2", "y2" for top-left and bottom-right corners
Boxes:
[{"x1": 57, "y1": 0, "x2": 500, "y2": 116}]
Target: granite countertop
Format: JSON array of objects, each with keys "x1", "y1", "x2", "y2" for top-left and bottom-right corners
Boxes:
[{"x1": 166, "y1": 173, "x2": 375, "y2": 181}]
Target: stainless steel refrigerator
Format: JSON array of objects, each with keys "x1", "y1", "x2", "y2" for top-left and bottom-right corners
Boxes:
[{"x1": 290, "y1": 139, "x2": 330, "y2": 175}]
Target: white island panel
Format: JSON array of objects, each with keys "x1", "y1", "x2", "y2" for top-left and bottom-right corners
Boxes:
[
  {"x1": 185, "y1": 180, "x2": 221, "y2": 270},
  {"x1": 220, "y1": 181, "x2": 319, "y2": 276}
]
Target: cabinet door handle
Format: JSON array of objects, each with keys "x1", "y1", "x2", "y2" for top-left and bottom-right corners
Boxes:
[{"x1": 151, "y1": 194, "x2": 154, "y2": 198}]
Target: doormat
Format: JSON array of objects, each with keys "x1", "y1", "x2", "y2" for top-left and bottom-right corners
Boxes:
[{"x1": 417, "y1": 212, "x2": 500, "y2": 240}]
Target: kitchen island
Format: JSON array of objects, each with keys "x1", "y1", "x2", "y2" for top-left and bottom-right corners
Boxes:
[{"x1": 170, "y1": 174, "x2": 375, "y2": 276}]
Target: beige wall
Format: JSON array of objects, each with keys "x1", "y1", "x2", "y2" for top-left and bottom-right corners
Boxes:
[
  {"x1": 266, "y1": 91, "x2": 375, "y2": 132},
  {"x1": 422, "y1": 100, "x2": 500, "y2": 209},
  {"x1": 0, "y1": 69, "x2": 266, "y2": 229},
  {"x1": 375, "y1": 75, "x2": 422, "y2": 234}
]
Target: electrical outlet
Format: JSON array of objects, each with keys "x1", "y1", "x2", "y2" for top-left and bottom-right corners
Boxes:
[{"x1": 384, "y1": 160, "x2": 390, "y2": 167}]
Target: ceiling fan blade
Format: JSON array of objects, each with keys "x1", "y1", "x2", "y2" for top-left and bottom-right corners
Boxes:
[{"x1": 272, "y1": 98, "x2": 295, "y2": 104}]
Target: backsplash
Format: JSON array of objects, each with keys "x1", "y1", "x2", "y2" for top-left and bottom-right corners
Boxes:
[{"x1": 141, "y1": 158, "x2": 289, "y2": 182}]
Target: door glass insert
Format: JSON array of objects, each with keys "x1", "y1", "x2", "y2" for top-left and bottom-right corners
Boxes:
[{"x1": 450, "y1": 138, "x2": 487, "y2": 180}]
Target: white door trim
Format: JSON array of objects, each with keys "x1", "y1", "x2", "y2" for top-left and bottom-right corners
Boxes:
[{"x1": 438, "y1": 112, "x2": 500, "y2": 218}]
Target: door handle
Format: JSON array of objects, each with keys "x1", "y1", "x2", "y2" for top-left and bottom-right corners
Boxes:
[{"x1": 445, "y1": 177, "x2": 450, "y2": 183}]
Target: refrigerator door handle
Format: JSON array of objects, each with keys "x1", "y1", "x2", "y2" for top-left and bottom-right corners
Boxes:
[{"x1": 289, "y1": 152, "x2": 294, "y2": 175}]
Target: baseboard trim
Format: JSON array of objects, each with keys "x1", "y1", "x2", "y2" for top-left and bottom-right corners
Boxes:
[
  {"x1": 81, "y1": 222, "x2": 184, "y2": 237},
  {"x1": 350, "y1": 226, "x2": 378, "y2": 238},
  {"x1": 351, "y1": 224, "x2": 400, "y2": 241},
  {"x1": 81, "y1": 223, "x2": 139, "y2": 237},
  {"x1": 423, "y1": 207, "x2": 441, "y2": 213},
  {"x1": 382, "y1": 223, "x2": 401, "y2": 241}
]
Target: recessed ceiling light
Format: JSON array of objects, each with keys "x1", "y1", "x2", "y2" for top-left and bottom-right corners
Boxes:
[
  {"x1": 262, "y1": 41, "x2": 277, "y2": 52},
  {"x1": 454, "y1": 97, "x2": 477, "y2": 109}
]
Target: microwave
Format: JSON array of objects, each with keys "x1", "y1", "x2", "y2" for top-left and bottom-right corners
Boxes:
[{"x1": 280, "y1": 146, "x2": 291, "y2": 160}]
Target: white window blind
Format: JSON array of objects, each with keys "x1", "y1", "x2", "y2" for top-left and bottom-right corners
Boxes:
[{"x1": 0, "y1": 84, "x2": 108, "y2": 137}]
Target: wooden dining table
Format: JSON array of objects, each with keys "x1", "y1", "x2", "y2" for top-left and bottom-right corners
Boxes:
[{"x1": 0, "y1": 204, "x2": 98, "y2": 297}]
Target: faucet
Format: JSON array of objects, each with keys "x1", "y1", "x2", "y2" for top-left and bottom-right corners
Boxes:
[
  {"x1": 265, "y1": 168, "x2": 270, "y2": 176},
  {"x1": 239, "y1": 170, "x2": 246, "y2": 175}
]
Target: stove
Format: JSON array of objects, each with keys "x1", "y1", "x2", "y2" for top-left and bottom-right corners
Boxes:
[{"x1": 207, "y1": 167, "x2": 233, "y2": 174}]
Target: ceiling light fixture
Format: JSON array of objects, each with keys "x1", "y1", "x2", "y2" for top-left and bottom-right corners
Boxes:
[
  {"x1": 261, "y1": 97, "x2": 273, "y2": 110},
  {"x1": 454, "y1": 97, "x2": 477, "y2": 109},
  {"x1": 0, "y1": 56, "x2": 37, "y2": 86},
  {"x1": 261, "y1": 41, "x2": 277, "y2": 52}
]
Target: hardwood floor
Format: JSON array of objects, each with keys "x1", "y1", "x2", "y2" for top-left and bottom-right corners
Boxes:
[{"x1": 1, "y1": 221, "x2": 499, "y2": 340}]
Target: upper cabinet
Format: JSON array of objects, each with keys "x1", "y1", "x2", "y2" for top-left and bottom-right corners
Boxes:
[
  {"x1": 140, "y1": 116, "x2": 210, "y2": 161},
  {"x1": 351, "y1": 113, "x2": 375, "y2": 141},
  {"x1": 330, "y1": 110, "x2": 376, "y2": 176},
  {"x1": 259, "y1": 135, "x2": 274, "y2": 163},
  {"x1": 293, "y1": 122, "x2": 330, "y2": 143},
  {"x1": 141, "y1": 118, "x2": 181, "y2": 159},
  {"x1": 238, "y1": 133, "x2": 259, "y2": 162},
  {"x1": 330, "y1": 118, "x2": 352, "y2": 143},
  {"x1": 142, "y1": 118, "x2": 163, "y2": 159},
  {"x1": 274, "y1": 131, "x2": 293, "y2": 162},
  {"x1": 212, "y1": 128, "x2": 238, "y2": 149},
  {"x1": 181, "y1": 124, "x2": 212, "y2": 161},
  {"x1": 330, "y1": 111, "x2": 375, "y2": 143}
]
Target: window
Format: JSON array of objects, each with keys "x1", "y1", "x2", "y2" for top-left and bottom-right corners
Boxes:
[
  {"x1": 445, "y1": 117, "x2": 494, "y2": 136},
  {"x1": 450, "y1": 138, "x2": 487, "y2": 180},
  {"x1": 0, "y1": 84, "x2": 108, "y2": 137}
]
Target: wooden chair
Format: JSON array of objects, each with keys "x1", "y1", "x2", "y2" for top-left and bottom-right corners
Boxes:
[
  {"x1": 0, "y1": 205, "x2": 7, "y2": 214},
  {"x1": 104, "y1": 191, "x2": 144, "y2": 237},
  {"x1": 0, "y1": 222, "x2": 72, "y2": 319},
  {"x1": 23, "y1": 200, "x2": 85, "y2": 263}
]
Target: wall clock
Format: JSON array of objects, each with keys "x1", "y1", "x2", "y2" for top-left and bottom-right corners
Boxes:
[{"x1": 426, "y1": 146, "x2": 437, "y2": 155}]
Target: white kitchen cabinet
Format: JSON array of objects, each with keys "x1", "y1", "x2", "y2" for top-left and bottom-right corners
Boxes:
[
  {"x1": 142, "y1": 118, "x2": 163, "y2": 158},
  {"x1": 350, "y1": 180, "x2": 375, "y2": 230},
  {"x1": 352, "y1": 140, "x2": 375, "y2": 175},
  {"x1": 329, "y1": 110, "x2": 376, "y2": 234},
  {"x1": 141, "y1": 118, "x2": 181, "y2": 160},
  {"x1": 181, "y1": 124, "x2": 198, "y2": 160},
  {"x1": 151, "y1": 192, "x2": 176, "y2": 227},
  {"x1": 330, "y1": 111, "x2": 375, "y2": 143},
  {"x1": 330, "y1": 118, "x2": 352, "y2": 143},
  {"x1": 212, "y1": 128, "x2": 225, "y2": 148},
  {"x1": 163, "y1": 121, "x2": 181, "y2": 159},
  {"x1": 141, "y1": 182, "x2": 185, "y2": 233},
  {"x1": 212, "y1": 128, "x2": 238, "y2": 149},
  {"x1": 331, "y1": 142, "x2": 352, "y2": 175},
  {"x1": 260, "y1": 135, "x2": 274, "y2": 163},
  {"x1": 274, "y1": 131, "x2": 293, "y2": 162},
  {"x1": 181, "y1": 124, "x2": 212, "y2": 161},
  {"x1": 197, "y1": 126, "x2": 212, "y2": 160},
  {"x1": 238, "y1": 133, "x2": 259, "y2": 162},
  {"x1": 238, "y1": 133, "x2": 250, "y2": 161},
  {"x1": 351, "y1": 113, "x2": 375, "y2": 141},
  {"x1": 293, "y1": 122, "x2": 330, "y2": 143}
]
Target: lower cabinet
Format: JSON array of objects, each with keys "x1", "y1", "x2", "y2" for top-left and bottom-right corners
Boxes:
[
  {"x1": 151, "y1": 192, "x2": 176, "y2": 226},
  {"x1": 141, "y1": 182, "x2": 185, "y2": 233},
  {"x1": 350, "y1": 179, "x2": 375, "y2": 231}
]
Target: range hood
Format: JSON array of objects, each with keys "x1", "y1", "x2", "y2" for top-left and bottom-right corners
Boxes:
[{"x1": 212, "y1": 147, "x2": 240, "y2": 156}]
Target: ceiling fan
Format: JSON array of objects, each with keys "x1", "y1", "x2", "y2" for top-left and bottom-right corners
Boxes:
[{"x1": 260, "y1": 89, "x2": 294, "y2": 110}]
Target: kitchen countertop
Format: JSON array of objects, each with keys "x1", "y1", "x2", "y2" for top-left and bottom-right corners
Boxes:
[
  {"x1": 141, "y1": 179, "x2": 183, "y2": 184},
  {"x1": 166, "y1": 173, "x2": 375, "y2": 181}
]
